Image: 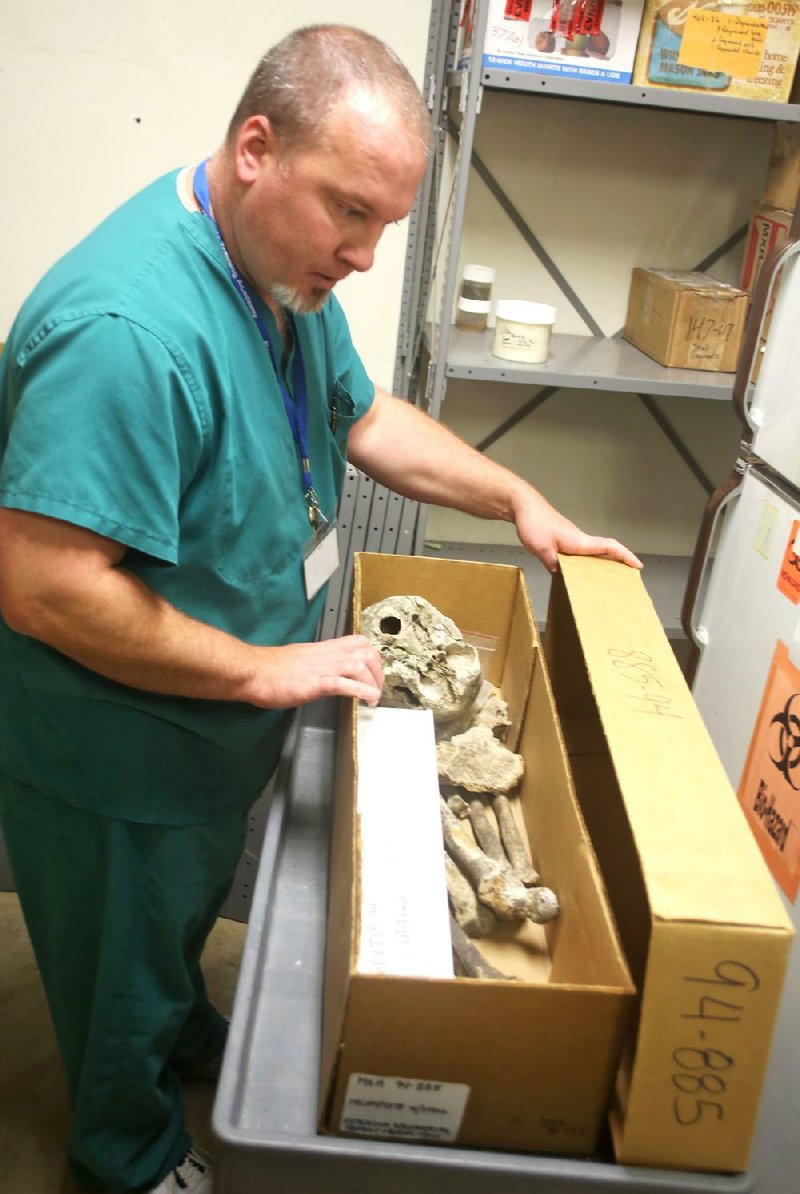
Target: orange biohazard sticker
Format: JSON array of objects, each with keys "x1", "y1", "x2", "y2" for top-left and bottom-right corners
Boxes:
[
  {"x1": 738, "y1": 641, "x2": 800, "y2": 901},
  {"x1": 777, "y1": 519, "x2": 800, "y2": 604}
]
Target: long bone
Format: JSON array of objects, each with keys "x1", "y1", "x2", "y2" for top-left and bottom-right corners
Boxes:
[
  {"x1": 444, "y1": 854, "x2": 497, "y2": 938},
  {"x1": 440, "y1": 799, "x2": 559, "y2": 924},
  {"x1": 491, "y1": 792, "x2": 541, "y2": 887},
  {"x1": 449, "y1": 915, "x2": 511, "y2": 981},
  {"x1": 445, "y1": 785, "x2": 507, "y2": 868},
  {"x1": 468, "y1": 796, "x2": 508, "y2": 865}
]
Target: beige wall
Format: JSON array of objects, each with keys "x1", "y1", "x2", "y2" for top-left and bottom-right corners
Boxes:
[{"x1": 0, "y1": 1, "x2": 433, "y2": 389}]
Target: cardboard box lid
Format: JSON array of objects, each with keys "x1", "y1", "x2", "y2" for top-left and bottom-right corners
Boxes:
[
  {"x1": 637, "y1": 269, "x2": 747, "y2": 302},
  {"x1": 556, "y1": 556, "x2": 793, "y2": 934}
]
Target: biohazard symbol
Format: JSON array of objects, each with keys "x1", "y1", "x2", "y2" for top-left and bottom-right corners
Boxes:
[
  {"x1": 778, "y1": 520, "x2": 800, "y2": 604},
  {"x1": 769, "y1": 693, "x2": 800, "y2": 789}
]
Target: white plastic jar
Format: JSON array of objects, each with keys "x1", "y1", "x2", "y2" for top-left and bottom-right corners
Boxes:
[{"x1": 492, "y1": 300, "x2": 557, "y2": 364}]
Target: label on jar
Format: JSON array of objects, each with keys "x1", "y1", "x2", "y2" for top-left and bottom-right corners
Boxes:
[{"x1": 493, "y1": 319, "x2": 551, "y2": 362}]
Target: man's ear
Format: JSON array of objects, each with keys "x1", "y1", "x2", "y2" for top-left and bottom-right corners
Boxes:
[{"x1": 234, "y1": 115, "x2": 279, "y2": 184}]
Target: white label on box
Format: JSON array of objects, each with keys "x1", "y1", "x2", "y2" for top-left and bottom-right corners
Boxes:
[
  {"x1": 340, "y1": 1072, "x2": 470, "y2": 1142},
  {"x1": 753, "y1": 498, "x2": 779, "y2": 559},
  {"x1": 356, "y1": 707, "x2": 454, "y2": 979}
]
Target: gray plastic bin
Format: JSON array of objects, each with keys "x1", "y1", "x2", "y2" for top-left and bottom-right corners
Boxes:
[{"x1": 212, "y1": 701, "x2": 751, "y2": 1194}]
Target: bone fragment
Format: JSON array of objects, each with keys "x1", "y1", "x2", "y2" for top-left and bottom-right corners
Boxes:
[
  {"x1": 468, "y1": 797, "x2": 507, "y2": 866},
  {"x1": 491, "y1": 793, "x2": 540, "y2": 886},
  {"x1": 470, "y1": 682, "x2": 512, "y2": 740},
  {"x1": 437, "y1": 725, "x2": 524, "y2": 795},
  {"x1": 440, "y1": 799, "x2": 554, "y2": 922},
  {"x1": 444, "y1": 855, "x2": 496, "y2": 938},
  {"x1": 449, "y1": 915, "x2": 511, "y2": 981},
  {"x1": 527, "y1": 885, "x2": 560, "y2": 923},
  {"x1": 436, "y1": 680, "x2": 512, "y2": 742},
  {"x1": 445, "y1": 792, "x2": 470, "y2": 819}
]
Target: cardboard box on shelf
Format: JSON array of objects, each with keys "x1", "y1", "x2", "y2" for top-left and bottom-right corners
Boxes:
[
  {"x1": 762, "y1": 122, "x2": 800, "y2": 212},
  {"x1": 482, "y1": 0, "x2": 646, "y2": 84},
  {"x1": 546, "y1": 556, "x2": 794, "y2": 1171},
  {"x1": 740, "y1": 202, "x2": 793, "y2": 293},
  {"x1": 623, "y1": 268, "x2": 748, "y2": 371},
  {"x1": 633, "y1": 0, "x2": 800, "y2": 102},
  {"x1": 320, "y1": 553, "x2": 635, "y2": 1158},
  {"x1": 739, "y1": 202, "x2": 793, "y2": 384}
]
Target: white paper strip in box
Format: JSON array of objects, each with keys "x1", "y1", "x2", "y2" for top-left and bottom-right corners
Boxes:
[{"x1": 356, "y1": 706, "x2": 454, "y2": 978}]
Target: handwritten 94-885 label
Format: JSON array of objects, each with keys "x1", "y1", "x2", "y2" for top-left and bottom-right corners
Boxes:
[
  {"x1": 607, "y1": 648, "x2": 683, "y2": 719},
  {"x1": 670, "y1": 959, "x2": 761, "y2": 1129}
]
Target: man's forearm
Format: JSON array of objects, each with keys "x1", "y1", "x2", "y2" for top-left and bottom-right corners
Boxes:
[
  {"x1": 347, "y1": 389, "x2": 642, "y2": 573},
  {"x1": 347, "y1": 388, "x2": 533, "y2": 522},
  {"x1": 0, "y1": 507, "x2": 385, "y2": 708},
  {"x1": 9, "y1": 557, "x2": 264, "y2": 701}
]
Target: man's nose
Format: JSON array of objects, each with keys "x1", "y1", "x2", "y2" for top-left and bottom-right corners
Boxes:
[{"x1": 338, "y1": 232, "x2": 379, "y2": 274}]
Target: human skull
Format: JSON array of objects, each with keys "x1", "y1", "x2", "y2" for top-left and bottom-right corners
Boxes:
[{"x1": 360, "y1": 594, "x2": 482, "y2": 726}]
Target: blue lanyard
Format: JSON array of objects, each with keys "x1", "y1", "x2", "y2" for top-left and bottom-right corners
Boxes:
[{"x1": 193, "y1": 159, "x2": 322, "y2": 526}]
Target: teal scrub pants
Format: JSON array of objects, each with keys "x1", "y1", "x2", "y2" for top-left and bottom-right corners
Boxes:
[{"x1": 0, "y1": 773, "x2": 250, "y2": 1193}]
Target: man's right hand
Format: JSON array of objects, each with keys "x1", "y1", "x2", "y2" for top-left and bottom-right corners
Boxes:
[{"x1": 249, "y1": 635, "x2": 384, "y2": 708}]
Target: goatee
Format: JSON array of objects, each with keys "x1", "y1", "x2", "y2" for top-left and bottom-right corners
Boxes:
[{"x1": 268, "y1": 282, "x2": 331, "y2": 316}]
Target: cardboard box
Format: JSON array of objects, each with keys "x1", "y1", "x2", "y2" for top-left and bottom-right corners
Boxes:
[
  {"x1": 320, "y1": 552, "x2": 635, "y2": 1157},
  {"x1": 546, "y1": 556, "x2": 794, "y2": 1171},
  {"x1": 740, "y1": 201, "x2": 793, "y2": 293},
  {"x1": 739, "y1": 203, "x2": 792, "y2": 384},
  {"x1": 623, "y1": 268, "x2": 748, "y2": 371},
  {"x1": 633, "y1": 0, "x2": 800, "y2": 102},
  {"x1": 482, "y1": 0, "x2": 646, "y2": 84},
  {"x1": 762, "y1": 123, "x2": 800, "y2": 212}
]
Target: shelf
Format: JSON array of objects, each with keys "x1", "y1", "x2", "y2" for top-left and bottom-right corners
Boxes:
[
  {"x1": 441, "y1": 327, "x2": 736, "y2": 399},
  {"x1": 422, "y1": 541, "x2": 691, "y2": 640},
  {"x1": 476, "y1": 68, "x2": 800, "y2": 122}
]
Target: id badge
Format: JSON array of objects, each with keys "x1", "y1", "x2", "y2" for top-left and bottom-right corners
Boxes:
[{"x1": 303, "y1": 522, "x2": 339, "y2": 600}]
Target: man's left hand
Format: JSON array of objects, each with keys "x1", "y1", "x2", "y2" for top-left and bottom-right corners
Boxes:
[{"x1": 514, "y1": 495, "x2": 643, "y2": 574}]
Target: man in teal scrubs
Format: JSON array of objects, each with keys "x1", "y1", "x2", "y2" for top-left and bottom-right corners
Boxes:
[{"x1": 0, "y1": 24, "x2": 641, "y2": 1194}]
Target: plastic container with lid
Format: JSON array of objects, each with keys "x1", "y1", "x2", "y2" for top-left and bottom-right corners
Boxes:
[
  {"x1": 455, "y1": 264, "x2": 495, "y2": 332},
  {"x1": 492, "y1": 300, "x2": 557, "y2": 364},
  {"x1": 456, "y1": 296, "x2": 492, "y2": 332},
  {"x1": 460, "y1": 263, "x2": 495, "y2": 302}
]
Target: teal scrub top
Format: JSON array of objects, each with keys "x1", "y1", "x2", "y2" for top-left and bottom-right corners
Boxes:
[{"x1": 0, "y1": 169, "x2": 375, "y2": 824}]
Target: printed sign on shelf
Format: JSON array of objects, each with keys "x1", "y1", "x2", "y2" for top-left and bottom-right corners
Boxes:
[{"x1": 738, "y1": 640, "x2": 800, "y2": 900}]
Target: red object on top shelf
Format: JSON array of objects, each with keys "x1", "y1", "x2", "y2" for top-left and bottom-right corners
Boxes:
[{"x1": 549, "y1": 0, "x2": 605, "y2": 39}]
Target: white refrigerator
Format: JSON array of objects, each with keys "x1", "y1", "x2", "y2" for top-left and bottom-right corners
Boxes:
[{"x1": 687, "y1": 231, "x2": 800, "y2": 1193}]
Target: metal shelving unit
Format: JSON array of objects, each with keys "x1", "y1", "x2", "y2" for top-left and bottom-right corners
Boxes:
[{"x1": 405, "y1": 1, "x2": 800, "y2": 631}]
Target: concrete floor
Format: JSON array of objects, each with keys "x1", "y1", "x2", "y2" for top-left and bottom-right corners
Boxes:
[{"x1": 0, "y1": 891, "x2": 247, "y2": 1194}]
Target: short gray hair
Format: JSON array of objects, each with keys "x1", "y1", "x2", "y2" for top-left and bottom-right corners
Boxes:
[{"x1": 227, "y1": 24, "x2": 431, "y2": 154}]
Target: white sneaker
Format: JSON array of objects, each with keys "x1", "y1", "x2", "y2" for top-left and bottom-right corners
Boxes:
[{"x1": 148, "y1": 1147, "x2": 213, "y2": 1193}]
